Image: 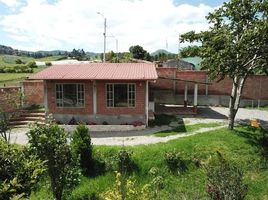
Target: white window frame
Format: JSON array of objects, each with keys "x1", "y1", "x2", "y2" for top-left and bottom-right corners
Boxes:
[
  {"x1": 106, "y1": 83, "x2": 136, "y2": 108},
  {"x1": 55, "y1": 83, "x2": 85, "y2": 108}
]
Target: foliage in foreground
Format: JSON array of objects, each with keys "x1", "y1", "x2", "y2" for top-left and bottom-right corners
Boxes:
[
  {"x1": 206, "y1": 152, "x2": 248, "y2": 200},
  {"x1": 0, "y1": 139, "x2": 45, "y2": 199},
  {"x1": 27, "y1": 123, "x2": 81, "y2": 200},
  {"x1": 71, "y1": 125, "x2": 93, "y2": 176}
]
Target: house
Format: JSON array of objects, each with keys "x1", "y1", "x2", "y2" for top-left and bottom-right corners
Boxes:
[{"x1": 29, "y1": 63, "x2": 158, "y2": 125}]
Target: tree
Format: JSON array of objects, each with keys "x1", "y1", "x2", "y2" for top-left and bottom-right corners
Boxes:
[
  {"x1": 180, "y1": 0, "x2": 268, "y2": 129},
  {"x1": 129, "y1": 45, "x2": 148, "y2": 60},
  {"x1": 180, "y1": 45, "x2": 201, "y2": 58},
  {"x1": 71, "y1": 125, "x2": 93, "y2": 176},
  {"x1": 27, "y1": 123, "x2": 81, "y2": 200}
]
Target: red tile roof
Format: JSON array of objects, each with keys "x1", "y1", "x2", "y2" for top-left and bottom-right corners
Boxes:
[{"x1": 29, "y1": 63, "x2": 158, "y2": 80}]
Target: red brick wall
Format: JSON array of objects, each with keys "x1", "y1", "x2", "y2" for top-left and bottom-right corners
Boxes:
[
  {"x1": 23, "y1": 80, "x2": 44, "y2": 106},
  {"x1": 151, "y1": 68, "x2": 268, "y2": 100},
  {"x1": 46, "y1": 80, "x2": 93, "y2": 115},
  {"x1": 45, "y1": 80, "x2": 145, "y2": 115},
  {"x1": 96, "y1": 81, "x2": 145, "y2": 115},
  {"x1": 0, "y1": 87, "x2": 21, "y2": 112}
]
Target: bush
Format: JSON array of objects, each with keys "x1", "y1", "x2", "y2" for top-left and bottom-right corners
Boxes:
[
  {"x1": 117, "y1": 149, "x2": 137, "y2": 174},
  {"x1": 206, "y1": 152, "x2": 248, "y2": 200},
  {"x1": 45, "y1": 61, "x2": 52, "y2": 66},
  {"x1": 164, "y1": 151, "x2": 187, "y2": 174},
  {"x1": 68, "y1": 117, "x2": 78, "y2": 125},
  {"x1": 0, "y1": 140, "x2": 45, "y2": 199},
  {"x1": 27, "y1": 123, "x2": 81, "y2": 200},
  {"x1": 27, "y1": 61, "x2": 37, "y2": 68},
  {"x1": 71, "y1": 125, "x2": 94, "y2": 176}
]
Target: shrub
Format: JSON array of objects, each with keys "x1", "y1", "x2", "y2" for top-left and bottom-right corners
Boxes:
[
  {"x1": 71, "y1": 125, "x2": 94, "y2": 176},
  {"x1": 0, "y1": 140, "x2": 45, "y2": 199},
  {"x1": 206, "y1": 152, "x2": 248, "y2": 200},
  {"x1": 164, "y1": 151, "x2": 187, "y2": 175},
  {"x1": 27, "y1": 61, "x2": 37, "y2": 68},
  {"x1": 87, "y1": 121, "x2": 97, "y2": 125},
  {"x1": 117, "y1": 149, "x2": 136, "y2": 174},
  {"x1": 27, "y1": 123, "x2": 81, "y2": 200},
  {"x1": 102, "y1": 121, "x2": 109, "y2": 125},
  {"x1": 45, "y1": 61, "x2": 52, "y2": 66},
  {"x1": 68, "y1": 117, "x2": 78, "y2": 125}
]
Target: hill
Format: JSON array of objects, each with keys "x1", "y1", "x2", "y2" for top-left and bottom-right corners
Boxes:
[{"x1": 151, "y1": 49, "x2": 173, "y2": 56}]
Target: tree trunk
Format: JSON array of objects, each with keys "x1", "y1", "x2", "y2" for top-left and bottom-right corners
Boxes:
[{"x1": 228, "y1": 76, "x2": 246, "y2": 130}]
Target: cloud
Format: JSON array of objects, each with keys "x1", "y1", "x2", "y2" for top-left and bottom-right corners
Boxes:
[
  {"x1": 0, "y1": 0, "x2": 217, "y2": 53},
  {"x1": 0, "y1": 0, "x2": 21, "y2": 7}
]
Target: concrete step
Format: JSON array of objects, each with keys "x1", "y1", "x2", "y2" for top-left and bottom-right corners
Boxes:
[
  {"x1": 20, "y1": 113, "x2": 46, "y2": 118},
  {"x1": 10, "y1": 117, "x2": 45, "y2": 122},
  {"x1": 9, "y1": 120, "x2": 45, "y2": 126}
]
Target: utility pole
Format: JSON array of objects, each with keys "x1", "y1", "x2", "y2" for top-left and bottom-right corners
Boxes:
[{"x1": 97, "y1": 12, "x2": 106, "y2": 63}]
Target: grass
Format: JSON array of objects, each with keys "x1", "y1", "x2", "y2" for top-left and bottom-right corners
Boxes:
[
  {"x1": 35, "y1": 55, "x2": 66, "y2": 62},
  {"x1": 0, "y1": 55, "x2": 33, "y2": 66},
  {"x1": 0, "y1": 67, "x2": 46, "y2": 87},
  {"x1": 153, "y1": 122, "x2": 224, "y2": 137},
  {"x1": 30, "y1": 125, "x2": 268, "y2": 200},
  {"x1": 244, "y1": 105, "x2": 268, "y2": 111}
]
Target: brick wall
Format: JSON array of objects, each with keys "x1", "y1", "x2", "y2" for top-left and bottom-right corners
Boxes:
[
  {"x1": 46, "y1": 80, "x2": 93, "y2": 115},
  {"x1": 151, "y1": 68, "x2": 268, "y2": 100},
  {"x1": 45, "y1": 80, "x2": 145, "y2": 116},
  {"x1": 23, "y1": 80, "x2": 44, "y2": 106},
  {"x1": 96, "y1": 80, "x2": 145, "y2": 115},
  {"x1": 0, "y1": 87, "x2": 21, "y2": 112}
]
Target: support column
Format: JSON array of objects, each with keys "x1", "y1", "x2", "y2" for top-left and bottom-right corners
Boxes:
[
  {"x1": 93, "y1": 81, "x2": 97, "y2": 116},
  {"x1": 205, "y1": 74, "x2": 209, "y2": 96},
  {"x1": 44, "y1": 80, "x2": 48, "y2": 113},
  {"x1": 193, "y1": 83, "x2": 198, "y2": 113},
  {"x1": 145, "y1": 81, "x2": 149, "y2": 126},
  {"x1": 184, "y1": 84, "x2": 188, "y2": 107}
]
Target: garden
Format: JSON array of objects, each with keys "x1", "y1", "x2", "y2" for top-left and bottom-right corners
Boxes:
[{"x1": 1, "y1": 116, "x2": 267, "y2": 199}]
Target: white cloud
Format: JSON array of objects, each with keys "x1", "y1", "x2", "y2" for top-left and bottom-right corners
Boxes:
[
  {"x1": 0, "y1": 0, "x2": 216, "y2": 53},
  {"x1": 0, "y1": 0, "x2": 21, "y2": 7}
]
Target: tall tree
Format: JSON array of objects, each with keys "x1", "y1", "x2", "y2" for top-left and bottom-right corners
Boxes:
[
  {"x1": 129, "y1": 45, "x2": 148, "y2": 60},
  {"x1": 180, "y1": 0, "x2": 268, "y2": 129}
]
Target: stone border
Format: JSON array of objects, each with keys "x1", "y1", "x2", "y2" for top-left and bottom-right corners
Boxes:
[{"x1": 61, "y1": 125, "x2": 146, "y2": 132}]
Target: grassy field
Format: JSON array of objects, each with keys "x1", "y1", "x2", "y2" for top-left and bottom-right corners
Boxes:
[
  {"x1": 0, "y1": 55, "x2": 34, "y2": 66},
  {"x1": 153, "y1": 122, "x2": 224, "y2": 137},
  {"x1": 30, "y1": 125, "x2": 268, "y2": 200},
  {"x1": 0, "y1": 54, "x2": 62, "y2": 87},
  {"x1": 0, "y1": 67, "x2": 46, "y2": 87},
  {"x1": 35, "y1": 55, "x2": 66, "y2": 61}
]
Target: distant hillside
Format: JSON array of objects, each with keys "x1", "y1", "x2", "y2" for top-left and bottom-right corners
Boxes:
[
  {"x1": 0, "y1": 44, "x2": 67, "y2": 58},
  {"x1": 151, "y1": 49, "x2": 173, "y2": 56}
]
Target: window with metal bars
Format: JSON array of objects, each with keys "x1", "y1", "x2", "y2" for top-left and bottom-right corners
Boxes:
[
  {"x1": 106, "y1": 83, "x2": 136, "y2": 107},
  {"x1": 56, "y1": 83, "x2": 84, "y2": 107}
]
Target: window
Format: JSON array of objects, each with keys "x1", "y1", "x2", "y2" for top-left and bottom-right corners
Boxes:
[
  {"x1": 106, "y1": 83, "x2": 136, "y2": 107},
  {"x1": 56, "y1": 84, "x2": 84, "y2": 107}
]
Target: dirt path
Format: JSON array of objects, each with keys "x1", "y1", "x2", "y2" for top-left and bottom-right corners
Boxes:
[{"x1": 9, "y1": 107, "x2": 267, "y2": 146}]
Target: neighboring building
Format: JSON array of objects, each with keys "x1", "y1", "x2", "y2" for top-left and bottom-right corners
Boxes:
[
  {"x1": 162, "y1": 59, "x2": 195, "y2": 70},
  {"x1": 29, "y1": 63, "x2": 158, "y2": 125}
]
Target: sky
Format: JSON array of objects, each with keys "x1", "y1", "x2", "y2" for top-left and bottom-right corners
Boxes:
[{"x1": 0, "y1": 0, "x2": 228, "y2": 53}]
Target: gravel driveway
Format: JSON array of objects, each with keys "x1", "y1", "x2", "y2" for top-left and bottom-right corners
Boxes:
[{"x1": 9, "y1": 107, "x2": 268, "y2": 146}]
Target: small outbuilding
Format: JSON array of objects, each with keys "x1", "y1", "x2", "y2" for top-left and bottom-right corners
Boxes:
[{"x1": 29, "y1": 63, "x2": 158, "y2": 125}]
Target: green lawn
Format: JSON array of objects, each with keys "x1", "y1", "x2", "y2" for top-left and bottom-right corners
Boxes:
[
  {"x1": 153, "y1": 122, "x2": 224, "y2": 137},
  {"x1": 35, "y1": 55, "x2": 66, "y2": 62},
  {"x1": 30, "y1": 126, "x2": 268, "y2": 200},
  {"x1": 244, "y1": 105, "x2": 268, "y2": 111},
  {"x1": 0, "y1": 67, "x2": 46, "y2": 87},
  {"x1": 0, "y1": 55, "x2": 34, "y2": 66}
]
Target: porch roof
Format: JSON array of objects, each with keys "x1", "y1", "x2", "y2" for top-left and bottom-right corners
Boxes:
[{"x1": 29, "y1": 63, "x2": 158, "y2": 81}]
